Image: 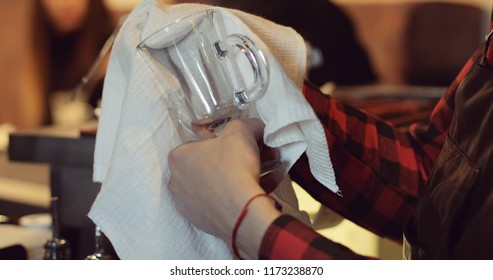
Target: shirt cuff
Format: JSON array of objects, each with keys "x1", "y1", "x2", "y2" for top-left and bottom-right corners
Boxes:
[{"x1": 259, "y1": 214, "x2": 371, "y2": 260}]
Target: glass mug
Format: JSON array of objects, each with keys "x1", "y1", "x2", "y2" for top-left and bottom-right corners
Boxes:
[
  {"x1": 137, "y1": 9, "x2": 269, "y2": 139},
  {"x1": 138, "y1": 9, "x2": 282, "y2": 178}
]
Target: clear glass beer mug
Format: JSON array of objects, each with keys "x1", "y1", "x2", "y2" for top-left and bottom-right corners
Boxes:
[
  {"x1": 138, "y1": 9, "x2": 269, "y2": 139},
  {"x1": 138, "y1": 9, "x2": 282, "y2": 177}
]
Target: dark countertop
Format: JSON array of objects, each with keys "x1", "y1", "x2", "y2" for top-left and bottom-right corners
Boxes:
[{"x1": 8, "y1": 123, "x2": 97, "y2": 168}]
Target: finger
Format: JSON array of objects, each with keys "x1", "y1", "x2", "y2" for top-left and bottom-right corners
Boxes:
[{"x1": 220, "y1": 119, "x2": 266, "y2": 151}]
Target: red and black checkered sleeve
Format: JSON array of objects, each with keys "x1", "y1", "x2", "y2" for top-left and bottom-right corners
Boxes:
[
  {"x1": 295, "y1": 49, "x2": 476, "y2": 239},
  {"x1": 289, "y1": 80, "x2": 456, "y2": 241},
  {"x1": 259, "y1": 215, "x2": 373, "y2": 259},
  {"x1": 259, "y1": 48, "x2": 480, "y2": 259}
]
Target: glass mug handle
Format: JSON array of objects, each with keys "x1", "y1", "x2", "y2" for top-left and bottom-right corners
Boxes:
[{"x1": 213, "y1": 34, "x2": 269, "y2": 109}]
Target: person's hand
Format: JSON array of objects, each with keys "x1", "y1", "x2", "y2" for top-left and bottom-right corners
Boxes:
[{"x1": 168, "y1": 119, "x2": 282, "y2": 258}]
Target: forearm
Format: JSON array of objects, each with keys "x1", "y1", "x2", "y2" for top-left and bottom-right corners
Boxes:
[
  {"x1": 296, "y1": 82, "x2": 448, "y2": 240},
  {"x1": 303, "y1": 82, "x2": 436, "y2": 195}
]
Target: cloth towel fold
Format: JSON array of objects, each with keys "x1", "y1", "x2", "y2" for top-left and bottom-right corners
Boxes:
[{"x1": 89, "y1": 0, "x2": 338, "y2": 259}]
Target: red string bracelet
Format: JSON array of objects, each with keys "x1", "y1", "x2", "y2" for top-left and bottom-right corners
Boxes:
[
  {"x1": 232, "y1": 193, "x2": 269, "y2": 260},
  {"x1": 231, "y1": 193, "x2": 282, "y2": 260}
]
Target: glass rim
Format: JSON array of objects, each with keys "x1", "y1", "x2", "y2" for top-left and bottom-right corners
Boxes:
[{"x1": 137, "y1": 8, "x2": 218, "y2": 49}]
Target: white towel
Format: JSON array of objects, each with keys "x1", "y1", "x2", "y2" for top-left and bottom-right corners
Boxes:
[{"x1": 89, "y1": 1, "x2": 338, "y2": 260}]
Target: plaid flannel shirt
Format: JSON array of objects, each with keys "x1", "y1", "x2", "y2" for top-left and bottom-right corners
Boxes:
[{"x1": 258, "y1": 26, "x2": 490, "y2": 259}]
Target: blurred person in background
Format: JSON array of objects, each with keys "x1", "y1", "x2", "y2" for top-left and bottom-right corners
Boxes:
[
  {"x1": 0, "y1": 0, "x2": 115, "y2": 130},
  {"x1": 32, "y1": 0, "x2": 115, "y2": 126}
]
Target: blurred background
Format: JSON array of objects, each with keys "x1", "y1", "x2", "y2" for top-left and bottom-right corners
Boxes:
[
  {"x1": 0, "y1": 0, "x2": 491, "y2": 259},
  {"x1": 1, "y1": 0, "x2": 489, "y2": 129}
]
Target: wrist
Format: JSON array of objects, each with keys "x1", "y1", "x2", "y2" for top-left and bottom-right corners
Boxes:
[{"x1": 234, "y1": 194, "x2": 282, "y2": 259}]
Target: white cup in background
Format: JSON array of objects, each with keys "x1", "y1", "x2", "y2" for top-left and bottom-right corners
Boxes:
[{"x1": 49, "y1": 91, "x2": 93, "y2": 127}]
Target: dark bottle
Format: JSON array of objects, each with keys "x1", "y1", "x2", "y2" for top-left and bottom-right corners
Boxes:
[
  {"x1": 43, "y1": 197, "x2": 71, "y2": 260},
  {"x1": 85, "y1": 226, "x2": 113, "y2": 260}
]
